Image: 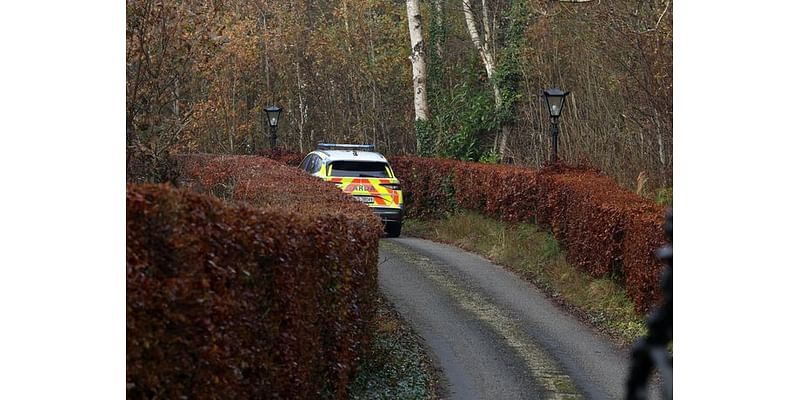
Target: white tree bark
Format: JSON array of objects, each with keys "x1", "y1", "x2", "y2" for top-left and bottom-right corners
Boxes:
[
  {"x1": 463, "y1": 0, "x2": 497, "y2": 95},
  {"x1": 296, "y1": 60, "x2": 307, "y2": 152},
  {"x1": 406, "y1": 0, "x2": 430, "y2": 123},
  {"x1": 481, "y1": 0, "x2": 492, "y2": 55},
  {"x1": 462, "y1": 0, "x2": 506, "y2": 159}
]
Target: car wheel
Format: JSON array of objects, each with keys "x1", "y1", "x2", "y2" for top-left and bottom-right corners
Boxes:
[{"x1": 385, "y1": 221, "x2": 402, "y2": 238}]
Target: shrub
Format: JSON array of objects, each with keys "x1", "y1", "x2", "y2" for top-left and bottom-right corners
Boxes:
[
  {"x1": 127, "y1": 155, "x2": 382, "y2": 399},
  {"x1": 388, "y1": 157, "x2": 459, "y2": 219},
  {"x1": 255, "y1": 148, "x2": 305, "y2": 166},
  {"x1": 655, "y1": 187, "x2": 673, "y2": 206},
  {"x1": 126, "y1": 147, "x2": 180, "y2": 184},
  {"x1": 390, "y1": 156, "x2": 666, "y2": 312}
]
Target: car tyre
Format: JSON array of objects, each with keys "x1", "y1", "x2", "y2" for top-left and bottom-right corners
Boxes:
[{"x1": 385, "y1": 221, "x2": 402, "y2": 238}]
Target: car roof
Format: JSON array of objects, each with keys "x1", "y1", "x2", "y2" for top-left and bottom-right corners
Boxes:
[{"x1": 313, "y1": 150, "x2": 388, "y2": 163}]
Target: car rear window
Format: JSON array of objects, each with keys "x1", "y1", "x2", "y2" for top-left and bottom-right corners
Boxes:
[{"x1": 330, "y1": 161, "x2": 391, "y2": 178}]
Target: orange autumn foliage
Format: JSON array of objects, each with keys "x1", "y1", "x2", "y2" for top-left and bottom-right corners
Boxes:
[
  {"x1": 127, "y1": 156, "x2": 382, "y2": 399},
  {"x1": 390, "y1": 156, "x2": 666, "y2": 312}
]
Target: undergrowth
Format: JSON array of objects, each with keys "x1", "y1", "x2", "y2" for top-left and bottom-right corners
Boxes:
[
  {"x1": 404, "y1": 211, "x2": 647, "y2": 345},
  {"x1": 654, "y1": 187, "x2": 673, "y2": 206},
  {"x1": 348, "y1": 295, "x2": 441, "y2": 400}
]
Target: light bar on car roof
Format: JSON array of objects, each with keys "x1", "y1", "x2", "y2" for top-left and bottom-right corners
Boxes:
[{"x1": 317, "y1": 143, "x2": 376, "y2": 151}]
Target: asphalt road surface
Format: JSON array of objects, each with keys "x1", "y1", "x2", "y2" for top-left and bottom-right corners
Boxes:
[{"x1": 379, "y1": 237, "x2": 657, "y2": 400}]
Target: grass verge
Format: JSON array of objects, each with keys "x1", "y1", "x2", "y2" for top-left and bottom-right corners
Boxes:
[
  {"x1": 348, "y1": 294, "x2": 443, "y2": 399},
  {"x1": 404, "y1": 211, "x2": 647, "y2": 345}
]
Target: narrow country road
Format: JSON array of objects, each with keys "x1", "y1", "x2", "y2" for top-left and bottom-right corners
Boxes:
[{"x1": 379, "y1": 237, "x2": 655, "y2": 400}]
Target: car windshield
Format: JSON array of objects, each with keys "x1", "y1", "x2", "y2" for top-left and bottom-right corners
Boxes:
[{"x1": 330, "y1": 161, "x2": 390, "y2": 178}]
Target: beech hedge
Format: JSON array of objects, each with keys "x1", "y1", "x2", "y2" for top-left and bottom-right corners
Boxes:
[
  {"x1": 127, "y1": 155, "x2": 382, "y2": 399},
  {"x1": 390, "y1": 156, "x2": 666, "y2": 311}
]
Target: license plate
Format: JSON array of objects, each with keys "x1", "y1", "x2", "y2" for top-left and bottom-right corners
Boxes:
[{"x1": 355, "y1": 196, "x2": 374, "y2": 204}]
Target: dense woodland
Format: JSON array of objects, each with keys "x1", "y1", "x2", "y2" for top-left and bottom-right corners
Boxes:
[{"x1": 127, "y1": 0, "x2": 672, "y2": 190}]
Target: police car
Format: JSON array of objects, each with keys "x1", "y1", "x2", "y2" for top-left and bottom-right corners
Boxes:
[{"x1": 300, "y1": 143, "x2": 404, "y2": 237}]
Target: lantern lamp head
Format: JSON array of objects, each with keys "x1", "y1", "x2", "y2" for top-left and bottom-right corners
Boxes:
[
  {"x1": 543, "y1": 87, "x2": 570, "y2": 118},
  {"x1": 264, "y1": 105, "x2": 283, "y2": 128}
]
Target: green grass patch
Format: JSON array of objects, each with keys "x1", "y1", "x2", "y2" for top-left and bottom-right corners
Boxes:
[
  {"x1": 348, "y1": 294, "x2": 442, "y2": 399},
  {"x1": 404, "y1": 211, "x2": 646, "y2": 345},
  {"x1": 654, "y1": 187, "x2": 673, "y2": 206}
]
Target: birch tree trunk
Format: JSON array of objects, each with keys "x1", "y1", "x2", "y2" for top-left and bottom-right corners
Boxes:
[
  {"x1": 462, "y1": 0, "x2": 507, "y2": 159},
  {"x1": 405, "y1": 0, "x2": 430, "y2": 129},
  {"x1": 296, "y1": 60, "x2": 306, "y2": 152},
  {"x1": 463, "y1": 0, "x2": 499, "y2": 101},
  {"x1": 433, "y1": 0, "x2": 445, "y2": 60}
]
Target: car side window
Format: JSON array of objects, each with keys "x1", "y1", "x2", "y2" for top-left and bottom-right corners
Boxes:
[
  {"x1": 311, "y1": 156, "x2": 322, "y2": 174},
  {"x1": 300, "y1": 155, "x2": 313, "y2": 172},
  {"x1": 305, "y1": 155, "x2": 316, "y2": 173}
]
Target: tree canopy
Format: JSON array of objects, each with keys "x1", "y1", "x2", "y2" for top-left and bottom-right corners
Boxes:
[{"x1": 127, "y1": 0, "x2": 672, "y2": 188}]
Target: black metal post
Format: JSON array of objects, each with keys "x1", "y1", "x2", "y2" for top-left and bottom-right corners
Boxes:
[
  {"x1": 270, "y1": 125, "x2": 278, "y2": 149},
  {"x1": 550, "y1": 117, "x2": 560, "y2": 163}
]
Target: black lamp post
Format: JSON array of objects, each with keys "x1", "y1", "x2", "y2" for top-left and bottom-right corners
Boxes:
[
  {"x1": 543, "y1": 87, "x2": 570, "y2": 163},
  {"x1": 263, "y1": 105, "x2": 283, "y2": 149}
]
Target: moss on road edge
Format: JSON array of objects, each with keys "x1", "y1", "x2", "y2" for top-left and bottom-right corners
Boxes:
[{"x1": 348, "y1": 293, "x2": 444, "y2": 400}]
